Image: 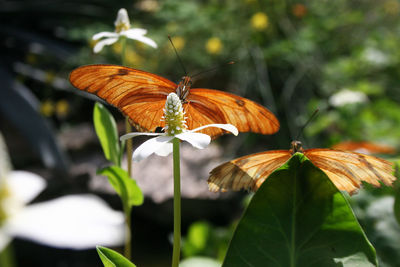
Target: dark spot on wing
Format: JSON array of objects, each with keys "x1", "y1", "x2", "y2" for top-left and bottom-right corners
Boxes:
[
  {"x1": 235, "y1": 99, "x2": 245, "y2": 107},
  {"x1": 238, "y1": 158, "x2": 250, "y2": 166},
  {"x1": 117, "y1": 68, "x2": 129, "y2": 76},
  {"x1": 155, "y1": 126, "x2": 164, "y2": 133}
]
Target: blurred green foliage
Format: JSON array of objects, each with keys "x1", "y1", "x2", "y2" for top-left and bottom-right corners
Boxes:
[{"x1": 3, "y1": 0, "x2": 400, "y2": 152}]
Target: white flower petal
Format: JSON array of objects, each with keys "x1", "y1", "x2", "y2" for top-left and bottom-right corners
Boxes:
[
  {"x1": 123, "y1": 28, "x2": 147, "y2": 36},
  {"x1": 133, "y1": 136, "x2": 174, "y2": 162},
  {"x1": 7, "y1": 171, "x2": 46, "y2": 204},
  {"x1": 123, "y1": 29, "x2": 157, "y2": 48},
  {"x1": 0, "y1": 230, "x2": 12, "y2": 252},
  {"x1": 176, "y1": 132, "x2": 211, "y2": 149},
  {"x1": 7, "y1": 195, "x2": 125, "y2": 249},
  {"x1": 154, "y1": 142, "x2": 173, "y2": 156},
  {"x1": 190, "y1": 123, "x2": 239, "y2": 136},
  {"x1": 92, "y1": 31, "x2": 119, "y2": 40},
  {"x1": 120, "y1": 132, "x2": 163, "y2": 142},
  {"x1": 93, "y1": 37, "x2": 119, "y2": 53}
]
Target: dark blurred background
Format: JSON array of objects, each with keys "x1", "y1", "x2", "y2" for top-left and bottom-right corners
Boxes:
[{"x1": 1, "y1": 0, "x2": 400, "y2": 266}]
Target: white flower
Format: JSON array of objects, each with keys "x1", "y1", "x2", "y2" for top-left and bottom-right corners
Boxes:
[
  {"x1": 120, "y1": 93, "x2": 239, "y2": 162},
  {"x1": 329, "y1": 89, "x2": 368, "y2": 107},
  {"x1": 0, "y1": 171, "x2": 125, "y2": 251},
  {"x1": 363, "y1": 47, "x2": 389, "y2": 66},
  {"x1": 92, "y1": 8, "x2": 157, "y2": 53},
  {"x1": 0, "y1": 133, "x2": 125, "y2": 251}
]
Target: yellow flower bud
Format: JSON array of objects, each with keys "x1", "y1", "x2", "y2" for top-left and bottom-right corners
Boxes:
[
  {"x1": 206, "y1": 37, "x2": 223, "y2": 55},
  {"x1": 40, "y1": 100, "x2": 54, "y2": 117},
  {"x1": 56, "y1": 100, "x2": 69, "y2": 118},
  {"x1": 251, "y1": 12, "x2": 269, "y2": 31},
  {"x1": 171, "y1": 36, "x2": 185, "y2": 51}
]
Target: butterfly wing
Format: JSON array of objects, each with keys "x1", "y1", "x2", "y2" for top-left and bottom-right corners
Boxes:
[
  {"x1": 208, "y1": 150, "x2": 291, "y2": 192},
  {"x1": 185, "y1": 88, "x2": 280, "y2": 138},
  {"x1": 304, "y1": 149, "x2": 395, "y2": 194},
  {"x1": 70, "y1": 64, "x2": 177, "y2": 132},
  {"x1": 331, "y1": 141, "x2": 396, "y2": 155}
]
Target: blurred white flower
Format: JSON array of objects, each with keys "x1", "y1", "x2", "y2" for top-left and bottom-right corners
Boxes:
[
  {"x1": 0, "y1": 133, "x2": 125, "y2": 251},
  {"x1": 363, "y1": 47, "x2": 389, "y2": 66},
  {"x1": 0, "y1": 171, "x2": 125, "y2": 251},
  {"x1": 329, "y1": 89, "x2": 368, "y2": 107},
  {"x1": 120, "y1": 93, "x2": 238, "y2": 162},
  {"x1": 93, "y1": 8, "x2": 157, "y2": 53}
]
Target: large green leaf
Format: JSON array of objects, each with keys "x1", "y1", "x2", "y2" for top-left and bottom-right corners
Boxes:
[
  {"x1": 93, "y1": 102, "x2": 120, "y2": 166},
  {"x1": 98, "y1": 166, "x2": 144, "y2": 208},
  {"x1": 96, "y1": 246, "x2": 136, "y2": 267},
  {"x1": 223, "y1": 153, "x2": 377, "y2": 267}
]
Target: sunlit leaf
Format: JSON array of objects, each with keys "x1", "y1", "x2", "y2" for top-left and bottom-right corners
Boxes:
[
  {"x1": 98, "y1": 166, "x2": 143, "y2": 208},
  {"x1": 96, "y1": 246, "x2": 136, "y2": 267},
  {"x1": 93, "y1": 102, "x2": 120, "y2": 166},
  {"x1": 223, "y1": 153, "x2": 377, "y2": 267}
]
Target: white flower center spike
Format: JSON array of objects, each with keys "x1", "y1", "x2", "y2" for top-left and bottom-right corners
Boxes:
[
  {"x1": 163, "y1": 93, "x2": 187, "y2": 135},
  {"x1": 114, "y1": 8, "x2": 131, "y2": 33}
]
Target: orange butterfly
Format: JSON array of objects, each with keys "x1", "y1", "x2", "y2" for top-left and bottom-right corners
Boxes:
[
  {"x1": 69, "y1": 64, "x2": 280, "y2": 138},
  {"x1": 332, "y1": 141, "x2": 396, "y2": 155},
  {"x1": 208, "y1": 140, "x2": 396, "y2": 194}
]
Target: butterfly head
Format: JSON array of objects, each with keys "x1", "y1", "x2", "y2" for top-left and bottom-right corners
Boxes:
[
  {"x1": 290, "y1": 140, "x2": 304, "y2": 154},
  {"x1": 176, "y1": 76, "x2": 192, "y2": 102}
]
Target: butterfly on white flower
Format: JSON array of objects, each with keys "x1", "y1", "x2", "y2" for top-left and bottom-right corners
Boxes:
[{"x1": 120, "y1": 93, "x2": 239, "y2": 162}]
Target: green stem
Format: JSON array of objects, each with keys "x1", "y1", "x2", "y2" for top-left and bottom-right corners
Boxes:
[
  {"x1": 172, "y1": 138, "x2": 181, "y2": 267},
  {"x1": 0, "y1": 243, "x2": 15, "y2": 267},
  {"x1": 120, "y1": 35, "x2": 133, "y2": 260},
  {"x1": 290, "y1": 168, "x2": 297, "y2": 267},
  {"x1": 124, "y1": 206, "x2": 132, "y2": 260},
  {"x1": 125, "y1": 118, "x2": 133, "y2": 177}
]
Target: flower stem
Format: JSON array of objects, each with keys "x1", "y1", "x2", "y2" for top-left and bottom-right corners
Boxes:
[
  {"x1": 120, "y1": 35, "x2": 133, "y2": 260},
  {"x1": 0, "y1": 244, "x2": 15, "y2": 267},
  {"x1": 125, "y1": 118, "x2": 133, "y2": 177},
  {"x1": 172, "y1": 138, "x2": 181, "y2": 267},
  {"x1": 123, "y1": 206, "x2": 132, "y2": 260}
]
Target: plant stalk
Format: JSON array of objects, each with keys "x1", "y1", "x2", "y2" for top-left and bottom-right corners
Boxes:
[
  {"x1": 172, "y1": 138, "x2": 181, "y2": 267},
  {"x1": 123, "y1": 206, "x2": 132, "y2": 260},
  {"x1": 120, "y1": 35, "x2": 133, "y2": 260}
]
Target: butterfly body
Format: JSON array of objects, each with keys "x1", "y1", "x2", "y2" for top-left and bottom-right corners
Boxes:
[
  {"x1": 208, "y1": 141, "x2": 396, "y2": 194},
  {"x1": 175, "y1": 76, "x2": 192, "y2": 101},
  {"x1": 69, "y1": 64, "x2": 280, "y2": 138}
]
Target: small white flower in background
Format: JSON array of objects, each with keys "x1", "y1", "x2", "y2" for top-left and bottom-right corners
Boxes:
[
  {"x1": 0, "y1": 134, "x2": 124, "y2": 251},
  {"x1": 121, "y1": 93, "x2": 239, "y2": 162},
  {"x1": 363, "y1": 47, "x2": 389, "y2": 66},
  {"x1": 329, "y1": 89, "x2": 368, "y2": 107},
  {"x1": 92, "y1": 8, "x2": 157, "y2": 53}
]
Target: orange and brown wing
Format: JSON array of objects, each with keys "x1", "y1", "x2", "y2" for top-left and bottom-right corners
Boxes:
[
  {"x1": 69, "y1": 64, "x2": 177, "y2": 132},
  {"x1": 304, "y1": 149, "x2": 395, "y2": 194},
  {"x1": 208, "y1": 150, "x2": 291, "y2": 192},
  {"x1": 185, "y1": 89, "x2": 280, "y2": 139},
  {"x1": 331, "y1": 141, "x2": 396, "y2": 155}
]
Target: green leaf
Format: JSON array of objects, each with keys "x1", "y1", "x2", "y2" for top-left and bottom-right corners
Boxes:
[
  {"x1": 93, "y1": 102, "x2": 120, "y2": 166},
  {"x1": 98, "y1": 166, "x2": 144, "y2": 208},
  {"x1": 96, "y1": 246, "x2": 136, "y2": 267},
  {"x1": 222, "y1": 153, "x2": 377, "y2": 267}
]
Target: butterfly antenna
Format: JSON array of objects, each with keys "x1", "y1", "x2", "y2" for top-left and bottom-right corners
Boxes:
[
  {"x1": 192, "y1": 61, "x2": 235, "y2": 78},
  {"x1": 168, "y1": 35, "x2": 188, "y2": 76},
  {"x1": 295, "y1": 109, "x2": 319, "y2": 141}
]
